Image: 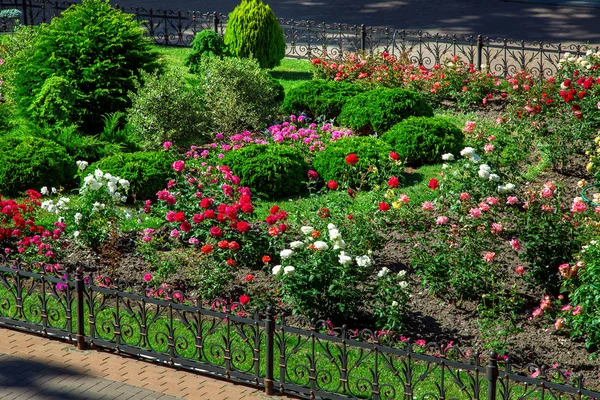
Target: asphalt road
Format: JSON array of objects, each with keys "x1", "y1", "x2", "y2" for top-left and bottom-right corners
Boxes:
[{"x1": 108, "y1": 0, "x2": 600, "y2": 44}]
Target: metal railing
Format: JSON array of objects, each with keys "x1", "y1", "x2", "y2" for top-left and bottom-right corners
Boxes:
[
  {"x1": 1, "y1": 0, "x2": 600, "y2": 78},
  {"x1": 0, "y1": 259, "x2": 599, "y2": 399}
]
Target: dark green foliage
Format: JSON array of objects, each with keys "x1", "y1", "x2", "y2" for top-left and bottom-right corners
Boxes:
[
  {"x1": 0, "y1": 136, "x2": 75, "y2": 196},
  {"x1": 382, "y1": 116, "x2": 464, "y2": 166},
  {"x1": 186, "y1": 30, "x2": 228, "y2": 74},
  {"x1": 6, "y1": 0, "x2": 159, "y2": 132},
  {"x1": 312, "y1": 136, "x2": 399, "y2": 189},
  {"x1": 224, "y1": 0, "x2": 286, "y2": 69},
  {"x1": 221, "y1": 144, "x2": 308, "y2": 199},
  {"x1": 91, "y1": 151, "x2": 176, "y2": 200},
  {"x1": 337, "y1": 88, "x2": 433, "y2": 135},
  {"x1": 128, "y1": 68, "x2": 210, "y2": 150},
  {"x1": 201, "y1": 56, "x2": 281, "y2": 135},
  {"x1": 281, "y1": 79, "x2": 366, "y2": 119}
]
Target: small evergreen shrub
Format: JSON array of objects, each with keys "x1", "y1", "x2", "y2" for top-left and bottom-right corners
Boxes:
[
  {"x1": 382, "y1": 116, "x2": 464, "y2": 166},
  {"x1": 186, "y1": 30, "x2": 228, "y2": 74},
  {"x1": 224, "y1": 0, "x2": 285, "y2": 69},
  {"x1": 221, "y1": 144, "x2": 308, "y2": 199},
  {"x1": 312, "y1": 136, "x2": 400, "y2": 189},
  {"x1": 337, "y1": 88, "x2": 433, "y2": 135},
  {"x1": 91, "y1": 151, "x2": 176, "y2": 201},
  {"x1": 281, "y1": 79, "x2": 366, "y2": 119},
  {"x1": 128, "y1": 68, "x2": 210, "y2": 150},
  {"x1": 201, "y1": 56, "x2": 281, "y2": 135},
  {"x1": 7, "y1": 0, "x2": 159, "y2": 132},
  {"x1": 0, "y1": 136, "x2": 74, "y2": 196},
  {"x1": 27, "y1": 76, "x2": 79, "y2": 127}
]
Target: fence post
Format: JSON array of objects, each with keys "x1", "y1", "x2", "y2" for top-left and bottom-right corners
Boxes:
[
  {"x1": 21, "y1": 0, "x2": 27, "y2": 25},
  {"x1": 360, "y1": 24, "x2": 366, "y2": 52},
  {"x1": 476, "y1": 35, "x2": 483, "y2": 70},
  {"x1": 213, "y1": 11, "x2": 219, "y2": 34},
  {"x1": 75, "y1": 267, "x2": 86, "y2": 351},
  {"x1": 487, "y1": 351, "x2": 498, "y2": 400},
  {"x1": 264, "y1": 306, "x2": 275, "y2": 395}
]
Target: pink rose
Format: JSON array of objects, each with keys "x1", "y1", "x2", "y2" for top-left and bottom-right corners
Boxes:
[{"x1": 172, "y1": 160, "x2": 186, "y2": 172}]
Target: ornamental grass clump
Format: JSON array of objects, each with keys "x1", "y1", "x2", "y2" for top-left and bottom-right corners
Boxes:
[{"x1": 224, "y1": 0, "x2": 285, "y2": 69}]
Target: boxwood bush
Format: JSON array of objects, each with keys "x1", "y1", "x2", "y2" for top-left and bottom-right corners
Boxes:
[
  {"x1": 221, "y1": 144, "x2": 308, "y2": 199},
  {"x1": 0, "y1": 136, "x2": 75, "y2": 196},
  {"x1": 312, "y1": 136, "x2": 401, "y2": 189},
  {"x1": 337, "y1": 88, "x2": 433, "y2": 135},
  {"x1": 281, "y1": 79, "x2": 366, "y2": 119},
  {"x1": 91, "y1": 151, "x2": 176, "y2": 201},
  {"x1": 382, "y1": 116, "x2": 464, "y2": 166},
  {"x1": 186, "y1": 30, "x2": 228, "y2": 74}
]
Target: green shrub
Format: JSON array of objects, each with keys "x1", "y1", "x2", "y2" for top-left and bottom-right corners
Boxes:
[
  {"x1": 224, "y1": 0, "x2": 285, "y2": 69},
  {"x1": 27, "y1": 76, "x2": 80, "y2": 127},
  {"x1": 201, "y1": 56, "x2": 281, "y2": 135},
  {"x1": 312, "y1": 136, "x2": 401, "y2": 189},
  {"x1": 128, "y1": 68, "x2": 210, "y2": 150},
  {"x1": 221, "y1": 144, "x2": 308, "y2": 199},
  {"x1": 186, "y1": 30, "x2": 227, "y2": 74},
  {"x1": 0, "y1": 136, "x2": 74, "y2": 196},
  {"x1": 382, "y1": 116, "x2": 464, "y2": 166},
  {"x1": 6, "y1": 0, "x2": 159, "y2": 132},
  {"x1": 91, "y1": 151, "x2": 176, "y2": 201},
  {"x1": 281, "y1": 79, "x2": 366, "y2": 119},
  {"x1": 337, "y1": 88, "x2": 433, "y2": 135}
]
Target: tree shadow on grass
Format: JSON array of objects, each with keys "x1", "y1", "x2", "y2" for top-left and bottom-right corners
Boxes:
[
  {"x1": 269, "y1": 70, "x2": 312, "y2": 82},
  {"x1": 402, "y1": 170, "x2": 424, "y2": 187}
]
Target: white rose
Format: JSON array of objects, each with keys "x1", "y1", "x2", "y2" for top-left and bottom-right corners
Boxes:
[
  {"x1": 327, "y1": 223, "x2": 336, "y2": 230},
  {"x1": 283, "y1": 266, "x2": 295, "y2": 276},
  {"x1": 333, "y1": 238, "x2": 346, "y2": 250},
  {"x1": 460, "y1": 147, "x2": 475, "y2": 157},
  {"x1": 328, "y1": 229, "x2": 341, "y2": 240},
  {"x1": 391, "y1": 300, "x2": 399, "y2": 307},
  {"x1": 272, "y1": 265, "x2": 283, "y2": 275},
  {"x1": 356, "y1": 255, "x2": 372, "y2": 267},
  {"x1": 73, "y1": 230, "x2": 80, "y2": 238},
  {"x1": 399, "y1": 281, "x2": 409, "y2": 289},
  {"x1": 313, "y1": 241, "x2": 329, "y2": 251},
  {"x1": 300, "y1": 226, "x2": 314, "y2": 235},
  {"x1": 118, "y1": 179, "x2": 130, "y2": 190},
  {"x1": 40, "y1": 186, "x2": 49, "y2": 196},
  {"x1": 76, "y1": 160, "x2": 88, "y2": 172},
  {"x1": 338, "y1": 251, "x2": 352, "y2": 266},
  {"x1": 478, "y1": 169, "x2": 490, "y2": 179},
  {"x1": 280, "y1": 249, "x2": 293, "y2": 259},
  {"x1": 94, "y1": 169, "x2": 104, "y2": 179},
  {"x1": 74, "y1": 213, "x2": 83, "y2": 224},
  {"x1": 289, "y1": 241, "x2": 304, "y2": 249},
  {"x1": 377, "y1": 267, "x2": 390, "y2": 277},
  {"x1": 398, "y1": 270, "x2": 407, "y2": 278},
  {"x1": 488, "y1": 174, "x2": 500, "y2": 182},
  {"x1": 441, "y1": 153, "x2": 454, "y2": 161}
]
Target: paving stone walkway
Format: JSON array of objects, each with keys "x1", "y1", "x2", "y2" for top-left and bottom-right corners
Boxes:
[{"x1": 0, "y1": 328, "x2": 280, "y2": 400}]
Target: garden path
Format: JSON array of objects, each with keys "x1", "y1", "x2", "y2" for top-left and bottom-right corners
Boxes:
[
  {"x1": 0, "y1": 327, "x2": 283, "y2": 400},
  {"x1": 111, "y1": 0, "x2": 600, "y2": 44}
]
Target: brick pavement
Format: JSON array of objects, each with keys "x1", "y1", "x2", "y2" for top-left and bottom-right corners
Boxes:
[{"x1": 0, "y1": 328, "x2": 282, "y2": 400}]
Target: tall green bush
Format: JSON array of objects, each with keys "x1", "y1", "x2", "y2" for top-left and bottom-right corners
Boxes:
[
  {"x1": 6, "y1": 0, "x2": 159, "y2": 132},
  {"x1": 224, "y1": 0, "x2": 286, "y2": 69},
  {"x1": 337, "y1": 88, "x2": 433, "y2": 135}
]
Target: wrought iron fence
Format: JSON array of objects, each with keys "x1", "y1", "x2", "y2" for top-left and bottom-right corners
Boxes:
[
  {"x1": 0, "y1": 260, "x2": 599, "y2": 400},
  {"x1": 1, "y1": 0, "x2": 600, "y2": 78}
]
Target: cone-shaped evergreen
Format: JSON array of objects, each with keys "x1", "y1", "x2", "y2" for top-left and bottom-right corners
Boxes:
[{"x1": 224, "y1": 0, "x2": 286, "y2": 69}]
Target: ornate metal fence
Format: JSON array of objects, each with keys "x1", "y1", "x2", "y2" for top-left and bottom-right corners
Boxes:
[
  {"x1": 0, "y1": 260, "x2": 599, "y2": 399},
  {"x1": 1, "y1": 0, "x2": 599, "y2": 78}
]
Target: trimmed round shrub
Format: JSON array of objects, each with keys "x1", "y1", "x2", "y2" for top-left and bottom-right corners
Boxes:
[
  {"x1": 382, "y1": 116, "x2": 464, "y2": 166},
  {"x1": 186, "y1": 30, "x2": 227, "y2": 74},
  {"x1": 91, "y1": 151, "x2": 176, "y2": 201},
  {"x1": 281, "y1": 79, "x2": 366, "y2": 119},
  {"x1": 337, "y1": 88, "x2": 433, "y2": 135},
  {"x1": 7, "y1": 0, "x2": 159, "y2": 133},
  {"x1": 224, "y1": 0, "x2": 286, "y2": 69},
  {"x1": 312, "y1": 136, "x2": 400, "y2": 189},
  {"x1": 0, "y1": 136, "x2": 75, "y2": 196},
  {"x1": 221, "y1": 144, "x2": 308, "y2": 199}
]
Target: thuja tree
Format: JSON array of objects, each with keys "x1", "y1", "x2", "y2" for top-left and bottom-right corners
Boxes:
[
  {"x1": 6, "y1": 0, "x2": 159, "y2": 132},
  {"x1": 223, "y1": 0, "x2": 285, "y2": 69}
]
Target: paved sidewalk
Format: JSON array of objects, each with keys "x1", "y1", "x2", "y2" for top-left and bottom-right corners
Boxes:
[{"x1": 0, "y1": 328, "x2": 275, "y2": 400}]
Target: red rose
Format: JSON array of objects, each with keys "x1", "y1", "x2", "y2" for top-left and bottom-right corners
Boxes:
[
  {"x1": 389, "y1": 152, "x2": 400, "y2": 161},
  {"x1": 218, "y1": 240, "x2": 229, "y2": 249},
  {"x1": 180, "y1": 221, "x2": 191, "y2": 232},
  {"x1": 210, "y1": 226, "x2": 223, "y2": 237},
  {"x1": 192, "y1": 213, "x2": 204, "y2": 223},
  {"x1": 240, "y1": 203, "x2": 254, "y2": 213},
  {"x1": 327, "y1": 180, "x2": 338, "y2": 190},
  {"x1": 174, "y1": 211, "x2": 186, "y2": 222},
  {"x1": 239, "y1": 294, "x2": 250, "y2": 305},
  {"x1": 236, "y1": 221, "x2": 250, "y2": 233},
  {"x1": 270, "y1": 205, "x2": 280, "y2": 215},
  {"x1": 307, "y1": 170, "x2": 319, "y2": 180},
  {"x1": 262, "y1": 255, "x2": 271, "y2": 264},
  {"x1": 204, "y1": 209, "x2": 215, "y2": 219},
  {"x1": 345, "y1": 153, "x2": 359, "y2": 165},
  {"x1": 228, "y1": 241, "x2": 240, "y2": 250},
  {"x1": 245, "y1": 274, "x2": 254, "y2": 282},
  {"x1": 428, "y1": 178, "x2": 439, "y2": 190},
  {"x1": 379, "y1": 202, "x2": 390, "y2": 212},
  {"x1": 265, "y1": 215, "x2": 277, "y2": 225},
  {"x1": 388, "y1": 176, "x2": 399, "y2": 188},
  {"x1": 227, "y1": 258, "x2": 236, "y2": 266},
  {"x1": 201, "y1": 244, "x2": 213, "y2": 254},
  {"x1": 200, "y1": 198, "x2": 213, "y2": 208}
]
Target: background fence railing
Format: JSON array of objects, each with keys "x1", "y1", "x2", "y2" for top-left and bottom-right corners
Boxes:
[
  {"x1": 0, "y1": 260, "x2": 599, "y2": 399},
  {"x1": 1, "y1": 0, "x2": 600, "y2": 78}
]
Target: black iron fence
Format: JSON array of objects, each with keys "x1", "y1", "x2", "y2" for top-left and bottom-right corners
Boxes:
[
  {"x1": 0, "y1": 260, "x2": 599, "y2": 400},
  {"x1": 1, "y1": 0, "x2": 600, "y2": 78}
]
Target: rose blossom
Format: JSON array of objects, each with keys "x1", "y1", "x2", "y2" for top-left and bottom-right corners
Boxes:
[
  {"x1": 172, "y1": 160, "x2": 185, "y2": 172},
  {"x1": 436, "y1": 216, "x2": 449, "y2": 225}
]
